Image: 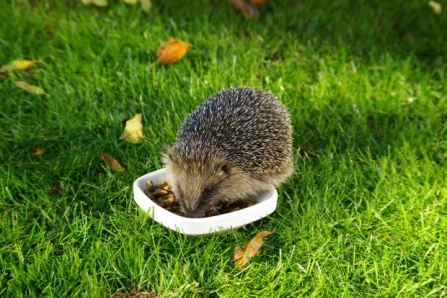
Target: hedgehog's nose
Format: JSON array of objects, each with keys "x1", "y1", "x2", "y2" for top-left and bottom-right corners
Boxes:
[{"x1": 185, "y1": 212, "x2": 202, "y2": 218}]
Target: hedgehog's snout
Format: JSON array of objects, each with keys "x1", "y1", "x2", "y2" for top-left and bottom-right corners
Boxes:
[
  {"x1": 177, "y1": 192, "x2": 206, "y2": 218},
  {"x1": 182, "y1": 204, "x2": 206, "y2": 218},
  {"x1": 184, "y1": 212, "x2": 201, "y2": 218}
]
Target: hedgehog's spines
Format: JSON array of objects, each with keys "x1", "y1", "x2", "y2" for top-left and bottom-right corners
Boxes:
[{"x1": 162, "y1": 87, "x2": 293, "y2": 218}]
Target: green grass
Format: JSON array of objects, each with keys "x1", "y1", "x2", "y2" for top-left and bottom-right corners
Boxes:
[{"x1": 1, "y1": 0, "x2": 447, "y2": 296}]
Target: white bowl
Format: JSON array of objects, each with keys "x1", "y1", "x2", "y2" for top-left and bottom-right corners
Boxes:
[{"x1": 133, "y1": 168, "x2": 278, "y2": 235}]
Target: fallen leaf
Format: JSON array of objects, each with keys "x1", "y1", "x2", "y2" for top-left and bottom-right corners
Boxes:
[
  {"x1": 32, "y1": 148, "x2": 45, "y2": 156},
  {"x1": 251, "y1": 0, "x2": 268, "y2": 7},
  {"x1": 228, "y1": 0, "x2": 259, "y2": 18},
  {"x1": 1, "y1": 59, "x2": 41, "y2": 72},
  {"x1": 101, "y1": 152, "x2": 125, "y2": 172},
  {"x1": 234, "y1": 229, "x2": 275, "y2": 269},
  {"x1": 134, "y1": 292, "x2": 156, "y2": 298},
  {"x1": 429, "y1": 1, "x2": 442, "y2": 14},
  {"x1": 119, "y1": 113, "x2": 144, "y2": 144},
  {"x1": 234, "y1": 246, "x2": 247, "y2": 267},
  {"x1": 15, "y1": 81, "x2": 46, "y2": 95},
  {"x1": 156, "y1": 37, "x2": 190, "y2": 65},
  {"x1": 80, "y1": 0, "x2": 108, "y2": 7},
  {"x1": 52, "y1": 181, "x2": 64, "y2": 195},
  {"x1": 140, "y1": 0, "x2": 151, "y2": 12},
  {"x1": 0, "y1": 71, "x2": 7, "y2": 78}
]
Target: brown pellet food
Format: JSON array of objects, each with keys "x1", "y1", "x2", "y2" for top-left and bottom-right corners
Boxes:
[
  {"x1": 145, "y1": 180, "x2": 257, "y2": 218},
  {"x1": 146, "y1": 180, "x2": 156, "y2": 192},
  {"x1": 152, "y1": 188, "x2": 169, "y2": 197}
]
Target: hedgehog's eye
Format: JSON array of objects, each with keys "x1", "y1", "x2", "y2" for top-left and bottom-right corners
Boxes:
[
  {"x1": 220, "y1": 164, "x2": 229, "y2": 175},
  {"x1": 203, "y1": 187, "x2": 213, "y2": 195}
]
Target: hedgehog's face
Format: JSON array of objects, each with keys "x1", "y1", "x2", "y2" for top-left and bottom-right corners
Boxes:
[{"x1": 162, "y1": 150, "x2": 230, "y2": 218}]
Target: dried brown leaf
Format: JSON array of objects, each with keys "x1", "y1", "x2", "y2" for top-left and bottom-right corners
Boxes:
[
  {"x1": 101, "y1": 152, "x2": 125, "y2": 172},
  {"x1": 234, "y1": 246, "x2": 248, "y2": 268},
  {"x1": 234, "y1": 229, "x2": 275, "y2": 269},
  {"x1": 32, "y1": 148, "x2": 45, "y2": 156},
  {"x1": 134, "y1": 292, "x2": 156, "y2": 298},
  {"x1": 156, "y1": 37, "x2": 190, "y2": 65}
]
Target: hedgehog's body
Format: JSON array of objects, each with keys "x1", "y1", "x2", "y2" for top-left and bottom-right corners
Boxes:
[{"x1": 162, "y1": 87, "x2": 293, "y2": 218}]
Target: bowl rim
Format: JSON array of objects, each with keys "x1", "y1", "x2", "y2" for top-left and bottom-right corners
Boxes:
[{"x1": 133, "y1": 168, "x2": 278, "y2": 235}]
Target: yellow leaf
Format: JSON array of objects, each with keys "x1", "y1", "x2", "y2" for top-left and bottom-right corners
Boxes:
[
  {"x1": 140, "y1": 0, "x2": 152, "y2": 12},
  {"x1": 234, "y1": 229, "x2": 275, "y2": 269},
  {"x1": 15, "y1": 81, "x2": 46, "y2": 95},
  {"x1": 156, "y1": 37, "x2": 190, "y2": 65},
  {"x1": 119, "y1": 113, "x2": 144, "y2": 144},
  {"x1": 101, "y1": 152, "x2": 125, "y2": 172},
  {"x1": 122, "y1": 0, "x2": 139, "y2": 4},
  {"x1": 429, "y1": 1, "x2": 442, "y2": 14},
  {"x1": 1, "y1": 60, "x2": 41, "y2": 72},
  {"x1": 32, "y1": 148, "x2": 45, "y2": 156}
]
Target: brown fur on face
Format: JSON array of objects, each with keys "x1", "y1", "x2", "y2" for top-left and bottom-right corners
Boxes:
[{"x1": 162, "y1": 148, "x2": 273, "y2": 218}]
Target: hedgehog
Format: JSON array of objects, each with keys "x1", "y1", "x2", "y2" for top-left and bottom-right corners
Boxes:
[{"x1": 162, "y1": 87, "x2": 293, "y2": 218}]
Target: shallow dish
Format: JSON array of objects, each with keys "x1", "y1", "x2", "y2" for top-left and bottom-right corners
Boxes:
[{"x1": 133, "y1": 168, "x2": 278, "y2": 235}]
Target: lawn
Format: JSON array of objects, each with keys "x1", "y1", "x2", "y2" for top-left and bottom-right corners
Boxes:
[{"x1": 1, "y1": 0, "x2": 447, "y2": 297}]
